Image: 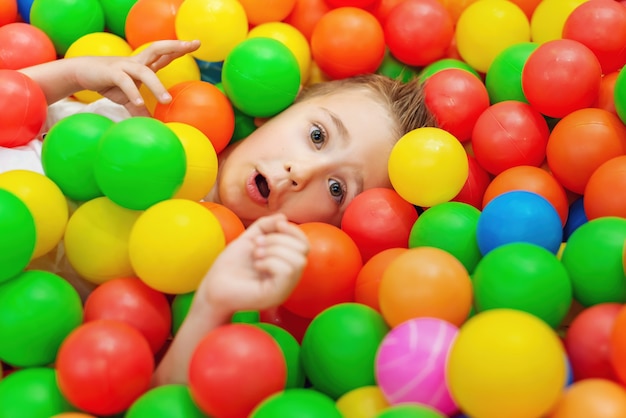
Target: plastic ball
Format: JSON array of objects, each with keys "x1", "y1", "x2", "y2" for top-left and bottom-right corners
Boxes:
[
  {"x1": 56, "y1": 320, "x2": 154, "y2": 416},
  {"x1": 175, "y1": 0, "x2": 248, "y2": 63},
  {"x1": 451, "y1": 154, "x2": 492, "y2": 210},
  {"x1": 0, "y1": 22, "x2": 56, "y2": 70},
  {"x1": 483, "y1": 165, "x2": 569, "y2": 226},
  {"x1": 51, "y1": 414, "x2": 97, "y2": 418},
  {"x1": 0, "y1": 0, "x2": 17, "y2": 26},
  {"x1": 485, "y1": 42, "x2": 538, "y2": 104},
  {"x1": 222, "y1": 37, "x2": 300, "y2": 118},
  {"x1": 561, "y1": 217, "x2": 626, "y2": 306},
  {"x1": 310, "y1": 6, "x2": 385, "y2": 79},
  {"x1": 388, "y1": 127, "x2": 469, "y2": 208},
  {"x1": 29, "y1": 0, "x2": 105, "y2": 55},
  {"x1": 283, "y1": 0, "x2": 330, "y2": 42},
  {"x1": 383, "y1": 0, "x2": 454, "y2": 67},
  {"x1": 610, "y1": 306, "x2": 626, "y2": 385},
  {"x1": 584, "y1": 155, "x2": 626, "y2": 219},
  {"x1": 125, "y1": 0, "x2": 183, "y2": 49},
  {"x1": 154, "y1": 80, "x2": 234, "y2": 154},
  {"x1": 424, "y1": 68, "x2": 490, "y2": 142},
  {"x1": 125, "y1": 384, "x2": 207, "y2": 418},
  {"x1": 597, "y1": 70, "x2": 619, "y2": 116},
  {"x1": 546, "y1": 108, "x2": 626, "y2": 194},
  {"x1": 0, "y1": 189, "x2": 35, "y2": 282},
  {"x1": 564, "y1": 303, "x2": 622, "y2": 382},
  {"x1": 171, "y1": 292, "x2": 194, "y2": 336},
  {"x1": 0, "y1": 69, "x2": 47, "y2": 148},
  {"x1": 563, "y1": 197, "x2": 587, "y2": 241},
  {"x1": 0, "y1": 270, "x2": 82, "y2": 367},
  {"x1": 189, "y1": 323, "x2": 286, "y2": 417},
  {"x1": 530, "y1": 0, "x2": 588, "y2": 45},
  {"x1": 259, "y1": 305, "x2": 313, "y2": 344},
  {"x1": 0, "y1": 169, "x2": 69, "y2": 259},
  {"x1": 379, "y1": 247, "x2": 473, "y2": 327},
  {"x1": 477, "y1": 190, "x2": 563, "y2": 255},
  {"x1": 0, "y1": 368, "x2": 74, "y2": 417},
  {"x1": 282, "y1": 222, "x2": 362, "y2": 318},
  {"x1": 94, "y1": 117, "x2": 186, "y2": 210},
  {"x1": 300, "y1": 303, "x2": 390, "y2": 399},
  {"x1": 84, "y1": 277, "x2": 171, "y2": 354},
  {"x1": 128, "y1": 199, "x2": 225, "y2": 294},
  {"x1": 336, "y1": 386, "x2": 389, "y2": 418},
  {"x1": 355, "y1": 248, "x2": 406, "y2": 312},
  {"x1": 548, "y1": 379, "x2": 626, "y2": 418},
  {"x1": 409, "y1": 201, "x2": 482, "y2": 273},
  {"x1": 16, "y1": 0, "x2": 33, "y2": 23},
  {"x1": 254, "y1": 322, "x2": 306, "y2": 389},
  {"x1": 165, "y1": 122, "x2": 218, "y2": 202},
  {"x1": 251, "y1": 389, "x2": 343, "y2": 418},
  {"x1": 419, "y1": 57, "x2": 481, "y2": 81},
  {"x1": 98, "y1": 0, "x2": 136, "y2": 38},
  {"x1": 248, "y1": 21, "x2": 311, "y2": 84},
  {"x1": 376, "y1": 405, "x2": 447, "y2": 418},
  {"x1": 199, "y1": 201, "x2": 245, "y2": 244},
  {"x1": 455, "y1": 0, "x2": 531, "y2": 73},
  {"x1": 375, "y1": 317, "x2": 459, "y2": 415},
  {"x1": 616, "y1": 66, "x2": 626, "y2": 124},
  {"x1": 471, "y1": 100, "x2": 550, "y2": 175},
  {"x1": 42, "y1": 112, "x2": 113, "y2": 202},
  {"x1": 341, "y1": 188, "x2": 417, "y2": 262},
  {"x1": 238, "y1": 0, "x2": 296, "y2": 26},
  {"x1": 447, "y1": 309, "x2": 567, "y2": 418}
]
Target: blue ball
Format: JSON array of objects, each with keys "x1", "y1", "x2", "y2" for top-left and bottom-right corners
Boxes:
[
  {"x1": 17, "y1": 0, "x2": 34, "y2": 23},
  {"x1": 476, "y1": 190, "x2": 563, "y2": 255},
  {"x1": 563, "y1": 197, "x2": 588, "y2": 241}
]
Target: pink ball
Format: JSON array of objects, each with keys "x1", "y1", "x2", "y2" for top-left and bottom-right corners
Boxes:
[{"x1": 375, "y1": 317, "x2": 459, "y2": 416}]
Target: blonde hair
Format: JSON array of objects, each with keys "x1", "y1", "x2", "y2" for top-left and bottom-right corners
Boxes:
[{"x1": 295, "y1": 73, "x2": 437, "y2": 140}]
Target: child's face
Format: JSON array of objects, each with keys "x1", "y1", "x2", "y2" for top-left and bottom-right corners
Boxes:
[{"x1": 210, "y1": 89, "x2": 396, "y2": 226}]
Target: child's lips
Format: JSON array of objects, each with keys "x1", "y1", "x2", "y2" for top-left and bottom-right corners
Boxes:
[{"x1": 246, "y1": 171, "x2": 269, "y2": 206}]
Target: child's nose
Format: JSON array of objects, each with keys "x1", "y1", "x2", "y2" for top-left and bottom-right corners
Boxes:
[{"x1": 285, "y1": 161, "x2": 317, "y2": 190}]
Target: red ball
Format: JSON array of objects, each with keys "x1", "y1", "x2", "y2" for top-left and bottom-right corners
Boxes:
[
  {"x1": 259, "y1": 305, "x2": 312, "y2": 343},
  {"x1": 471, "y1": 100, "x2": 550, "y2": 175},
  {"x1": 451, "y1": 153, "x2": 492, "y2": 210},
  {"x1": 0, "y1": 69, "x2": 47, "y2": 148},
  {"x1": 282, "y1": 222, "x2": 363, "y2": 318},
  {"x1": 522, "y1": 39, "x2": 602, "y2": 118},
  {"x1": 584, "y1": 155, "x2": 626, "y2": 220},
  {"x1": 83, "y1": 277, "x2": 171, "y2": 354},
  {"x1": 383, "y1": 0, "x2": 454, "y2": 66},
  {"x1": 56, "y1": 320, "x2": 154, "y2": 416},
  {"x1": 325, "y1": 0, "x2": 378, "y2": 8},
  {"x1": 189, "y1": 323, "x2": 286, "y2": 417},
  {"x1": 424, "y1": 68, "x2": 490, "y2": 142},
  {"x1": 0, "y1": 23, "x2": 56, "y2": 70},
  {"x1": 154, "y1": 80, "x2": 235, "y2": 154},
  {"x1": 610, "y1": 305, "x2": 626, "y2": 385},
  {"x1": 310, "y1": 6, "x2": 385, "y2": 79},
  {"x1": 341, "y1": 187, "x2": 418, "y2": 262},
  {"x1": 596, "y1": 71, "x2": 619, "y2": 117},
  {"x1": 565, "y1": 303, "x2": 622, "y2": 382},
  {"x1": 563, "y1": 0, "x2": 626, "y2": 75}
]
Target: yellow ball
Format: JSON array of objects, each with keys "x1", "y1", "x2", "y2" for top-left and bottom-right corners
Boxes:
[
  {"x1": 64, "y1": 197, "x2": 141, "y2": 284},
  {"x1": 166, "y1": 122, "x2": 218, "y2": 202},
  {"x1": 455, "y1": 0, "x2": 530, "y2": 73},
  {"x1": 248, "y1": 22, "x2": 311, "y2": 84},
  {"x1": 0, "y1": 170, "x2": 68, "y2": 259},
  {"x1": 175, "y1": 0, "x2": 248, "y2": 62},
  {"x1": 530, "y1": 0, "x2": 588, "y2": 44},
  {"x1": 128, "y1": 199, "x2": 225, "y2": 294},
  {"x1": 388, "y1": 127, "x2": 468, "y2": 207},
  {"x1": 447, "y1": 309, "x2": 567, "y2": 418},
  {"x1": 65, "y1": 32, "x2": 133, "y2": 103},
  {"x1": 336, "y1": 386, "x2": 389, "y2": 418}
]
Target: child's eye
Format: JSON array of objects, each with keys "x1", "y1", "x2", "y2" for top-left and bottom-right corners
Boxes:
[
  {"x1": 329, "y1": 179, "x2": 346, "y2": 204},
  {"x1": 309, "y1": 124, "x2": 326, "y2": 146}
]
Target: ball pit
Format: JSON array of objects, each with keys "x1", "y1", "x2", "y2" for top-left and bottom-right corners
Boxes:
[{"x1": 0, "y1": 188, "x2": 36, "y2": 283}]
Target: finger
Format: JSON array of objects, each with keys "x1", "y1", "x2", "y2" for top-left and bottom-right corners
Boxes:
[
  {"x1": 122, "y1": 63, "x2": 172, "y2": 104},
  {"x1": 136, "y1": 40, "x2": 201, "y2": 67},
  {"x1": 255, "y1": 232, "x2": 309, "y2": 258},
  {"x1": 108, "y1": 72, "x2": 146, "y2": 107},
  {"x1": 245, "y1": 213, "x2": 289, "y2": 238},
  {"x1": 253, "y1": 257, "x2": 303, "y2": 291}
]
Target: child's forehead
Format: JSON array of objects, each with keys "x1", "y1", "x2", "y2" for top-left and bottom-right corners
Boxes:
[{"x1": 297, "y1": 86, "x2": 385, "y2": 110}]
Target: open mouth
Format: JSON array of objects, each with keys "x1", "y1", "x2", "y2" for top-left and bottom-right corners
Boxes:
[{"x1": 255, "y1": 173, "x2": 270, "y2": 199}]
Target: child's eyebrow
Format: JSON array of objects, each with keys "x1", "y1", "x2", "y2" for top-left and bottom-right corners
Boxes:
[{"x1": 321, "y1": 107, "x2": 350, "y2": 141}]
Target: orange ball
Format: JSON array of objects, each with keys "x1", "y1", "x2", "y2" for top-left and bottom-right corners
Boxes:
[
  {"x1": 354, "y1": 248, "x2": 406, "y2": 313},
  {"x1": 483, "y1": 165, "x2": 569, "y2": 226},
  {"x1": 51, "y1": 414, "x2": 97, "y2": 418},
  {"x1": 584, "y1": 155, "x2": 626, "y2": 220},
  {"x1": 611, "y1": 305, "x2": 626, "y2": 385},
  {"x1": 282, "y1": 222, "x2": 363, "y2": 319},
  {"x1": 548, "y1": 379, "x2": 626, "y2": 418},
  {"x1": 310, "y1": 6, "x2": 385, "y2": 79},
  {"x1": 379, "y1": 246, "x2": 473, "y2": 327},
  {"x1": 510, "y1": 0, "x2": 542, "y2": 20},
  {"x1": 125, "y1": 0, "x2": 184, "y2": 50},
  {"x1": 238, "y1": 0, "x2": 296, "y2": 25},
  {"x1": 0, "y1": 0, "x2": 17, "y2": 27},
  {"x1": 284, "y1": 0, "x2": 330, "y2": 42},
  {"x1": 596, "y1": 71, "x2": 619, "y2": 117},
  {"x1": 546, "y1": 108, "x2": 626, "y2": 194},
  {"x1": 199, "y1": 201, "x2": 245, "y2": 244},
  {"x1": 154, "y1": 80, "x2": 235, "y2": 154}
]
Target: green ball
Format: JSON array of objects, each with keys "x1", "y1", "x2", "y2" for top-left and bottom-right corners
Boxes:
[
  {"x1": 215, "y1": 81, "x2": 256, "y2": 143},
  {"x1": 94, "y1": 117, "x2": 186, "y2": 210},
  {"x1": 250, "y1": 389, "x2": 343, "y2": 418},
  {"x1": 377, "y1": 50, "x2": 419, "y2": 82},
  {"x1": 125, "y1": 384, "x2": 207, "y2": 418},
  {"x1": 42, "y1": 112, "x2": 113, "y2": 202},
  {"x1": 615, "y1": 66, "x2": 626, "y2": 125},
  {"x1": 30, "y1": 0, "x2": 105, "y2": 55},
  {"x1": 0, "y1": 189, "x2": 35, "y2": 283},
  {"x1": 0, "y1": 368, "x2": 74, "y2": 418},
  {"x1": 409, "y1": 201, "x2": 482, "y2": 273},
  {"x1": 472, "y1": 242, "x2": 572, "y2": 328},
  {"x1": 98, "y1": 0, "x2": 137, "y2": 38},
  {"x1": 376, "y1": 404, "x2": 446, "y2": 418},
  {"x1": 171, "y1": 291, "x2": 194, "y2": 336},
  {"x1": 222, "y1": 37, "x2": 301, "y2": 118},
  {"x1": 561, "y1": 217, "x2": 626, "y2": 306},
  {"x1": 231, "y1": 310, "x2": 260, "y2": 323},
  {"x1": 301, "y1": 303, "x2": 390, "y2": 399},
  {"x1": 255, "y1": 322, "x2": 306, "y2": 389},
  {"x1": 0, "y1": 270, "x2": 83, "y2": 367},
  {"x1": 485, "y1": 42, "x2": 538, "y2": 104},
  {"x1": 419, "y1": 58, "x2": 481, "y2": 81}
]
